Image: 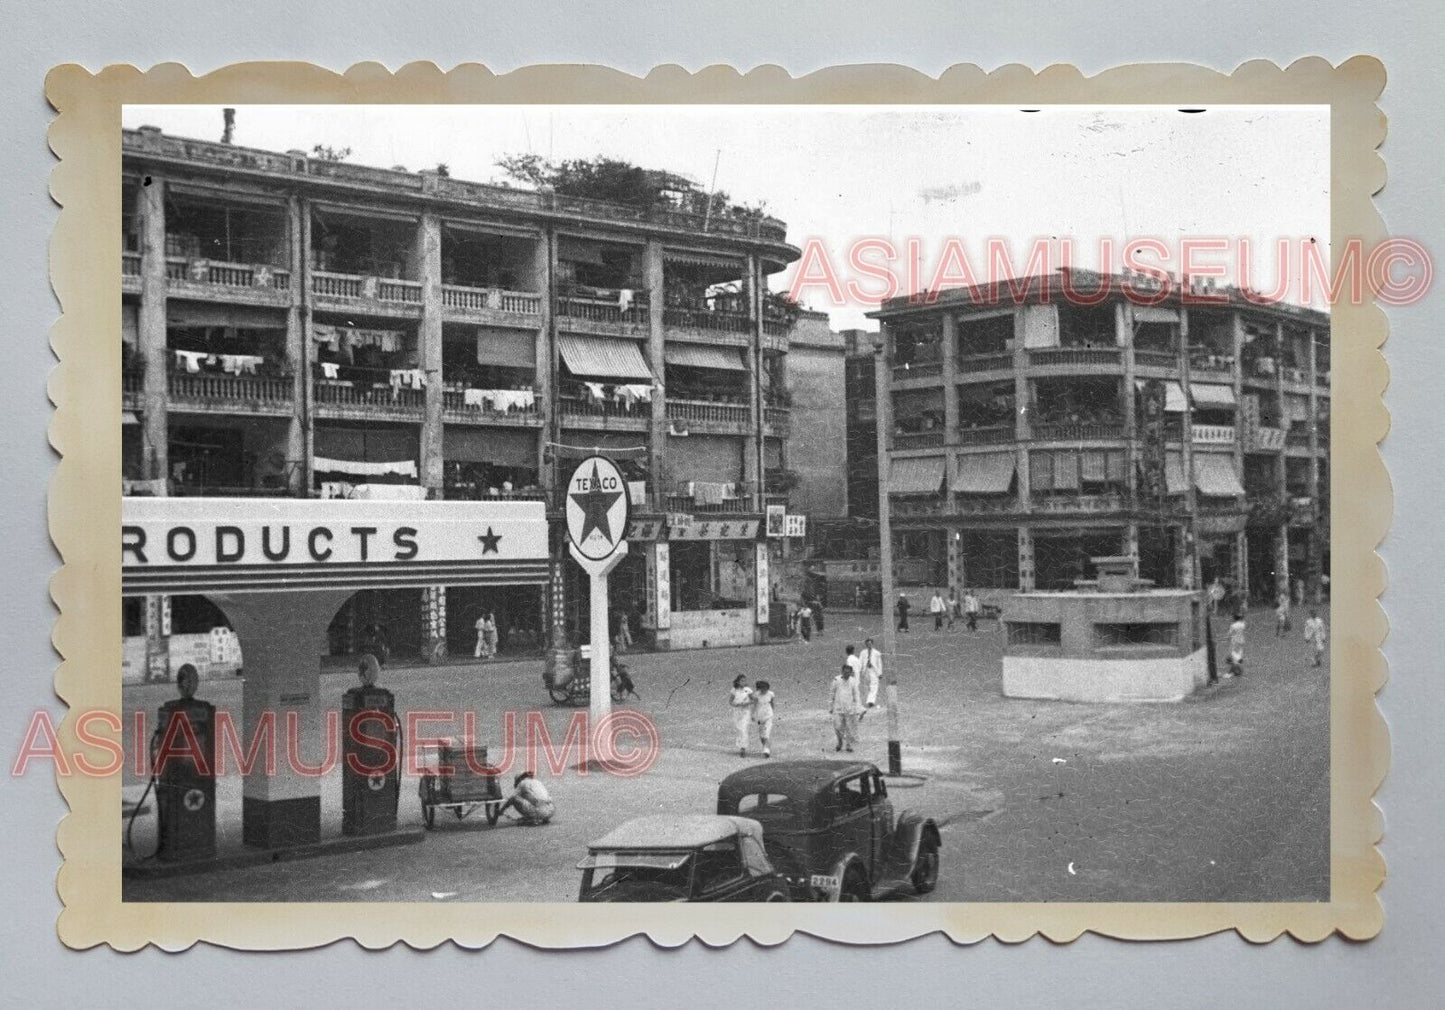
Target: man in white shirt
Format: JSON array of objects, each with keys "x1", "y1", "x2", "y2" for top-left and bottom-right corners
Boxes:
[
  {"x1": 828, "y1": 664, "x2": 863, "y2": 753},
  {"x1": 857, "y1": 637, "x2": 883, "y2": 709},
  {"x1": 928, "y1": 589, "x2": 946, "y2": 631}
]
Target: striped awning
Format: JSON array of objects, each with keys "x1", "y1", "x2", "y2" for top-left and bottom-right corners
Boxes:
[
  {"x1": 888, "y1": 456, "x2": 946, "y2": 495},
  {"x1": 955, "y1": 452, "x2": 1016, "y2": 494},
  {"x1": 664, "y1": 343, "x2": 748, "y2": 372},
  {"x1": 1191, "y1": 383, "x2": 1237, "y2": 408},
  {"x1": 1194, "y1": 455, "x2": 1245, "y2": 497},
  {"x1": 558, "y1": 334, "x2": 653, "y2": 380},
  {"x1": 1136, "y1": 379, "x2": 1188, "y2": 412}
]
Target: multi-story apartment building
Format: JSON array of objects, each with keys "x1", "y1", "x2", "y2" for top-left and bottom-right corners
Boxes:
[
  {"x1": 866, "y1": 268, "x2": 1330, "y2": 605},
  {"x1": 119, "y1": 125, "x2": 813, "y2": 670}
]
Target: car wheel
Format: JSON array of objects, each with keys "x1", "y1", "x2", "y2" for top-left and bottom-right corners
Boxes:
[
  {"x1": 765, "y1": 890, "x2": 789, "y2": 902},
  {"x1": 837, "y1": 866, "x2": 870, "y2": 903},
  {"x1": 911, "y1": 837, "x2": 940, "y2": 895}
]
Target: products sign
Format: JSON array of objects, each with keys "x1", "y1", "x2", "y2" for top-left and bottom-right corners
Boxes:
[
  {"x1": 765, "y1": 504, "x2": 786, "y2": 538},
  {"x1": 669, "y1": 519, "x2": 761, "y2": 541},
  {"x1": 784, "y1": 514, "x2": 808, "y2": 538}
]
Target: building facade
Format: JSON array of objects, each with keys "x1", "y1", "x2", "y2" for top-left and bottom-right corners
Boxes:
[
  {"x1": 867, "y1": 269, "x2": 1330, "y2": 608},
  {"x1": 120, "y1": 126, "x2": 812, "y2": 671}
]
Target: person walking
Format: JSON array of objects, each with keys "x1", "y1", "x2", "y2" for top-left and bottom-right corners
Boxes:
[
  {"x1": 797, "y1": 601, "x2": 814, "y2": 643},
  {"x1": 928, "y1": 589, "x2": 946, "y2": 631},
  {"x1": 828, "y1": 663, "x2": 862, "y2": 753},
  {"x1": 1303, "y1": 608, "x2": 1327, "y2": 668},
  {"x1": 858, "y1": 637, "x2": 883, "y2": 710},
  {"x1": 474, "y1": 611, "x2": 497, "y2": 659},
  {"x1": 963, "y1": 588, "x2": 981, "y2": 633},
  {"x1": 895, "y1": 592, "x2": 911, "y2": 633},
  {"x1": 945, "y1": 587, "x2": 959, "y2": 630},
  {"x1": 810, "y1": 595, "x2": 826, "y2": 636},
  {"x1": 1227, "y1": 611, "x2": 1248, "y2": 677},
  {"x1": 751, "y1": 680, "x2": 776, "y2": 758},
  {"x1": 729, "y1": 675, "x2": 755, "y2": 758}
]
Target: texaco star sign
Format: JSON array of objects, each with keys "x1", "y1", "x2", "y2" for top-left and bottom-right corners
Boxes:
[{"x1": 565, "y1": 456, "x2": 631, "y2": 562}]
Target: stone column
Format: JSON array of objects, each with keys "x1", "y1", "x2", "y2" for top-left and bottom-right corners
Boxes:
[
  {"x1": 645, "y1": 241, "x2": 667, "y2": 495},
  {"x1": 1012, "y1": 309, "x2": 1031, "y2": 513},
  {"x1": 285, "y1": 195, "x2": 307, "y2": 495},
  {"x1": 745, "y1": 253, "x2": 765, "y2": 511},
  {"x1": 940, "y1": 313, "x2": 959, "y2": 437},
  {"x1": 417, "y1": 213, "x2": 444, "y2": 496},
  {"x1": 534, "y1": 231, "x2": 554, "y2": 489},
  {"x1": 137, "y1": 175, "x2": 169, "y2": 486},
  {"x1": 1178, "y1": 309, "x2": 1198, "y2": 590},
  {"x1": 946, "y1": 527, "x2": 962, "y2": 596},
  {"x1": 1120, "y1": 301, "x2": 1138, "y2": 504}
]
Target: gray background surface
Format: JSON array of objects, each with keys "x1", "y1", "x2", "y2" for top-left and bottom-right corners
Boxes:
[{"x1": 2, "y1": 2, "x2": 1440, "y2": 1004}]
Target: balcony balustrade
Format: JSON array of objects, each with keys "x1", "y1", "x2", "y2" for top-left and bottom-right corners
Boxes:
[
  {"x1": 956, "y1": 424, "x2": 1014, "y2": 445},
  {"x1": 663, "y1": 307, "x2": 752, "y2": 334},
  {"x1": 892, "y1": 359, "x2": 943, "y2": 381},
  {"x1": 667, "y1": 398, "x2": 750, "y2": 427},
  {"x1": 663, "y1": 493, "x2": 754, "y2": 514},
  {"x1": 1133, "y1": 349, "x2": 1178, "y2": 370},
  {"x1": 312, "y1": 270, "x2": 422, "y2": 305},
  {"x1": 164, "y1": 256, "x2": 291, "y2": 293},
  {"x1": 314, "y1": 375, "x2": 426, "y2": 416},
  {"x1": 557, "y1": 293, "x2": 650, "y2": 326},
  {"x1": 122, "y1": 252, "x2": 141, "y2": 277},
  {"x1": 1030, "y1": 421, "x2": 1126, "y2": 441},
  {"x1": 440, "y1": 388, "x2": 541, "y2": 426},
  {"x1": 893, "y1": 429, "x2": 946, "y2": 449},
  {"x1": 441, "y1": 284, "x2": 542, "y2": 315},
  {"x1": 1031, "y1": 493, "x2": 1128, "y2": 514},
  {"x1": 1027, "y1": 346, "x2": 1122, "y2": 368},
  {"x1": 1247, "y1": 426, "x2": 1287, "y2": 452},
  {"x1": 169, "y1": 371, "x2": 294, "y2": 412},
  {"x1": 764, "y1": 406, "x2": 791, "y2": 432},
  {"x1": 957, "y1": 352, "x2": 1013, "y2": 374}
]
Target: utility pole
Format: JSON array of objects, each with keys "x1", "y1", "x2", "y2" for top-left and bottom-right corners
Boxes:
[{"x1": 872, "y1": 334, "x2": 902, "y2": 775}]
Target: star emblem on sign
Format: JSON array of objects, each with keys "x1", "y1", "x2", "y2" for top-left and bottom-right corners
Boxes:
[
  {"x1": 478, "y1": 526, "x2": 502, "y2": 554},
  {"x1": 570, "y1": 461, "x2": 624, "y2": 545}
]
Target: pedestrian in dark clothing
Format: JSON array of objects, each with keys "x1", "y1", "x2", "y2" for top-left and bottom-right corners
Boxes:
[
  {"x1": 895, "y1": 593, "x2": 911, "y2": 632},
  {"x1": 810, "y1": 597, "x2": 825, "y2": 636}
]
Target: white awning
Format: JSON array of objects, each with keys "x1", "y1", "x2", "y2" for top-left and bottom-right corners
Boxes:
[
  {"x1": 888, "y1": 456, "x2": 946, "y2": 495},
  {"x1": 1191, "y1": 383, "x2": 1237, "y2": 408},
  {"x1": 1136, "y1": 379, "x2": 1188, "y2": 412},
  {"x1": 955, "y1": 452, "x2": 1016, "y2": 494},
  {"x1": 1164, "y1": 452, "x2": 1189, "y2": 494},
  {"x1": 664, "y1": 343, "x2": 748, "y2": 372},
  {"x1": 558, "y1": 334, "x2": 653, "y2": 381},
  {"x1": 1194, "y1": 455, "x2": 1245, "y2": 497},
  {"x1": 312, "y1": 456, "x2": 419, "y2": 478}
]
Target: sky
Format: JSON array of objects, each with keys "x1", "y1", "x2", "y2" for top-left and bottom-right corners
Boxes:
[{"x1": 124, "y1": 104, "x2": 1330, "y2": 331}]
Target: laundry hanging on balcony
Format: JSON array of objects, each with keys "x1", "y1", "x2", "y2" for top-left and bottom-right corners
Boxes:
[
  {"x1": 312, "y1": 323, "x2": 403, "y2": 355},
  {"x1": 613, "y1": 383, "x2": 653, "y2": 406},
  {"x1": 389, "y1": 368, "x2": 426, "y2": 390},
  {"x1": 558, "y1": 334, "x2": 652, "y2": 381},
  {"x1": 218, "y1": 354, "x2": 263, "y2": 375},
  {"x1": 174, "y1": 349, "x2": 208, "y2": 373},
  {"x1": 319, "y1": 361, "x2": 341, "y2": 380}
]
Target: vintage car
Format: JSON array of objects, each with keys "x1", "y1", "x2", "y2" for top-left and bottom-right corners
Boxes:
[
  {"x1": 577, "y1": 814, "x2": 793, "y2": 902},
  {"x1": 716, "y1": 760, "x2": 942, "y2": 901}
]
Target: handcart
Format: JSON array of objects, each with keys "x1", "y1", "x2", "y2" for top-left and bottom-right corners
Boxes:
[
  {"x1": 416, "y1": 740, "x2": 503, "y2": 829},
  {"x1": 543, "y1": 645, "x2": 630, "y2": 707}
]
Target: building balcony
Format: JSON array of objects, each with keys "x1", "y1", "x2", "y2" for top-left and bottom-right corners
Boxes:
[
  {"x1": 313, "y1": 375, "x2": 426, "y2": 421},
  {"x1": 663, "y1": 493, "x2": 755, "y2": 515},
  {"x1": 441, "y1": 284, "x2": 543, "y2": 323},
  {"x1": 311, "y1": 270, "x2": 423, "y2": 317},
  {"x1": 1285, "y1": 428, "x2": 1316, "y2": 448},
  {"x1": 667, "y1": 398, "x2": 750, "y2": 433},
  {"x1": 764, "y1": 406, "x2": 791, "y2": 437},
  {"x1": 1026, "y1": 346, "x2": 1123, "y2": 369},
  {"x1": 440, "y1": 387, "x2": 542, "y2": 427},
  {"x1": 890, "y1": 496, "x2": 952, "y2": 519},
  {"x1": 122, "y1": 367, "x2": 143, "y2": 410},
  {"x1": 556, "y1": 292, "x2": 650, "y2": 337},
  {"x1": 892, "y1": 359, "x2": 943, "y2": 382},
  {"x1": 956, "y1": 351, "x2": 1014, "y2": 375},
  {"x1": 122, "y1": 252, "x2": 142, "y2": 293},
  {"x1": 1189, "y1": 354, "x2": 1236, "y2": 378},
  {"x1": 663, "y1": 307, "x2": 753, "y2": 340},
  {"x1": 1030, "y1": 421, "x2": 1126, "y2": 441},
  {"x1": 558, "y1": 395, "x2": 651, "y2": 431},
  {"x1": 956, "y1": 424, "x2": 1014, "y2": 446},
  {"x1": 163, "y1": 256, "x2": 292, "y2": 305},
  {"x1": 168, "y1": 371, "x2": 295, "y2": 416},
  {"x1": 955, "y1": 495, "x2": 1023, "y2": 515},
  {"x1": 761, "y1": 319, "x2": 791, "y2": 353},
  {"x1": 1133, "y1": 349, "x2": 1178, "y2": 371},
  {"x1": 1030, "y1": 493, "x2": 1129, "y2": 515},
  {"x1": 893, "y1": 430, "x2": 946, "y2": 449}
]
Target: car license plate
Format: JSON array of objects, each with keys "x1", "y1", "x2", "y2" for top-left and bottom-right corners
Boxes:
[{"x1": 809, "y1": 874, "x2": 840, "y2": 893}]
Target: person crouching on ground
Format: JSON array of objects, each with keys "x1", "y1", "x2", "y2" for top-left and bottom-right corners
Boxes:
[
  {"x1": 752, "y1": 680, "x2": 776, "y2": 758},
  {"x1": 1303, "y1": 608, "x2": 1327, "y2": 668},
  {"x1": 498, "y1": 771, "x2": 554, "y2": 826},
  {"x1": 829, "y1": 663, "x2": 862, "y2": 753},
  {"x1": 730, "y1": 675, "x2": 755, "y2": 757}
]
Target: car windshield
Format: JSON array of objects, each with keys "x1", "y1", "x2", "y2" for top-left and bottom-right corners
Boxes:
[{"x1": 579, "y1": 851, "x2": 694, "y2": 901}]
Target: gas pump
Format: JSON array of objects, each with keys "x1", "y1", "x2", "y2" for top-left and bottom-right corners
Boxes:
[
  {"x1": 150, "y1": 664, "x2": 217, "y2": 861},
  {"x1": 342, "y1": 653, "x2": 400, "y2": 836}
]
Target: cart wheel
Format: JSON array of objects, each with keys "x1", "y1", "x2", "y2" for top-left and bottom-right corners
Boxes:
[
  {"x1": 486, "y1": 803, "x2": 502, "y2": 827},
  {"x1": 548, "y1": 686, "x2": 571, "y2": 705},
  {"x1": 453, "y1": 806, "x2": 465, "y2": 820},
  {"x1": 422, "y1": 804, "x2": 435, "y2": 829}
]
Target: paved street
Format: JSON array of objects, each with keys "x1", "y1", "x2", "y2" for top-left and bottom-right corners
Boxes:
[{"x1": 122, "y1": 607, "x2": 1329, "y2": 903}]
